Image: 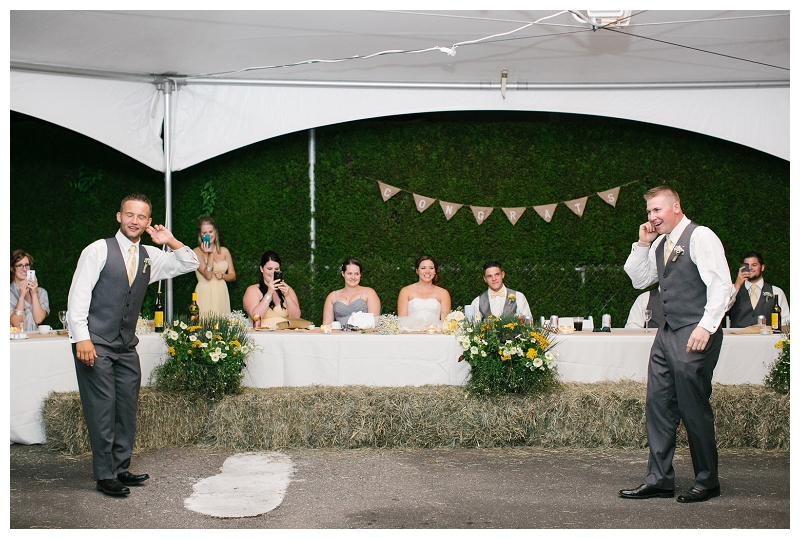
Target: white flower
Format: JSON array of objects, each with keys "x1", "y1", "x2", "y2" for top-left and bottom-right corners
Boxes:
[
  {"x1": 180, "y1": 321, "x2": 188, "y2": 330},
  {"x1": 481, "y1": 351, "x2": 487, "y2": 357},
  {"x1": 457, "y1": 336, "x2": 471, "y2": 350},
  {"x1": 453, "y1": 311, "x2": 465, "y2": 321},
  {"x1": 470, "y1": 346, "x2": 479, "y2": 355},
  {"x1": 189, "y1": 335, "x2": 197, "y2": 342},
  {"x1": 210, "y1": 352, "x2": 220, "y2": 363},
  {"x1": 205, "y1": 331, "x2": 213, "y2": 339},
  {"x1": 533, "y1": 357, "x2": 543, "y2": 368},
  {"x1": 169, "y1": 330, "x2": 179, "y2": 340},
  {"x1": 173, "y1": 320, "x2": 179, "y2": 327},
  {"x1": 200, "y1": 342, "x2": 208, "y2": 348},
  {"x1": 545, "y1": 351, "x2": 555, "y2": 361}
]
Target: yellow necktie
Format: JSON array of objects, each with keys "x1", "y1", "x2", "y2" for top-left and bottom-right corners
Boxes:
[
  {"x1": 749, "y1": 285, "x2": 759, "y2": 309},
  {"x1": 126, "y1": 245, "x2": 137, "y2": 285},
  {"x1": 664, "y1": 237, "x2": 673, "y2": 266},
  {"x1": 490, "y1": 291, "x2": 505, "y2": 298}
]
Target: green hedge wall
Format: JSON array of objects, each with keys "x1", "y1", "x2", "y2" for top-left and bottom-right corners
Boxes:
[{"x1": 10, "y1": 112, "x2": 789, "y2": 327}]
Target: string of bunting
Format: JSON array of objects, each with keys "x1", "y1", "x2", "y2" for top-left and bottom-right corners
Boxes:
[{"x1": 375, "y1": 179, "x2": 640, "y2": 225}]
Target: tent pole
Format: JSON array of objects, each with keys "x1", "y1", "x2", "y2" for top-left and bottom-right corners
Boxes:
[
  {"x1": 308, "y1": 128, "x2": 316, "y2": 302},
  {"x1": 162, "y1": 80, "x2": 175, "y2": 323}
]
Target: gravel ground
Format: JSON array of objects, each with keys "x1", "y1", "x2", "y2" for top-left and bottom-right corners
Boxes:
[{"x1": 10, "y1": 444, "x2": 790, "y2": 529}]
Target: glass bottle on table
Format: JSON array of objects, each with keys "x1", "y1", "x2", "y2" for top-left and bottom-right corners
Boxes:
[
  {"x1": 154, "y1": 291, "x2": 164, "y2": 333},
  {"x1": 771, "y1": 294, "x2": 782, "y2": 334},
  {"x1": 188, "y1": 292, "x2": 200, "y2": 323}
]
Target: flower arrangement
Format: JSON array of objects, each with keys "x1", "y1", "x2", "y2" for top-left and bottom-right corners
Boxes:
[
  {"x1": 454, "y1": 314, "x2": 559, "y2": 395},
  {"x1": 671, "y1": 245, "x2": 685, "y2": 262},
  {"x1": 763, "y1": 291, "x2": 774, "y2": 299},
  {"x1": 442, "y1": 309, "x2": 465, "y2": 335},
  {"x1": 135, "y1": 316, "x2": 152, "y2": 335},
  {"x1": 506, "y1": 293, "x2": 516, "y2": 306},
  {"x1": 376, "y1": 314, "x2": 400, "y2": 335},
  {"x1": 764, "y1": 333, "x2": 789, "y2": 394},
  {"x1": 153, "y1": 311, "x2": 258, "y2": 399}
]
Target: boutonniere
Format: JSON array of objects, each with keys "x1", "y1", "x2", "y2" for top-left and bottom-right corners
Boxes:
[
  {"x1": 507, "y1": 293, "x2": 516, "y2": 305},
  {"x1": 671, "y1": 245, "x2": 685, "y2": 262},
  {"x1": 142, "y1": 258, "x2": 152, "y2": 273},
  {"x1": 763, "y1": 291, "x2": 773, "y2": 299}
]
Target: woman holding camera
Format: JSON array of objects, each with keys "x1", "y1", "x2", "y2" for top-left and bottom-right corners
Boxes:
[
  {"x1": 193, "y1": 217, "x2": 236, "y2": 315},
  {"x1": 243, "y1": 250, "x2": 301, "y2": 322},
  {"x1": 10, "y1": 249, "x2": 50, "y2": 331}
]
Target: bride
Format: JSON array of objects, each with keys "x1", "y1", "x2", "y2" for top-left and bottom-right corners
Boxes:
[{"x1": 396, "y1": 255, "x2": 451, "y2": 332}]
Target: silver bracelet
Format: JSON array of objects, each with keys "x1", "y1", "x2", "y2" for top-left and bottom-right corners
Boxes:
[{"x1": 14, "y1": 309, "x2": 24, "y2": 316}]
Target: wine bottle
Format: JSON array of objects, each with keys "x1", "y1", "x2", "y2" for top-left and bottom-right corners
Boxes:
[
  {"x1": 771, "y1": 294, "x2": 782, "y2": 334},
  {"x1": 154, "y1": 290, "x2": 164, "y2": 333},
  {"x1": 189, "y1": 292, "x2": 200, "y2": 323}
]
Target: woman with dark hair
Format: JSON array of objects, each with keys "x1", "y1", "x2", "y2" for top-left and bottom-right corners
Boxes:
[
  {"x1": 396, "y1": 255, "x2": 451, "y2": 330},
  {"x1": 242, "y1": 251, "x2": 301, "y2": 323},
  {"x1": 10, "y1": 249, "x2": 50, "y2": 331},
  {"x1": 192, "y1": 216, "x2": 236, "y2": 314},
  {"x1": 322, "y1": 257, "x2": 381, "y2": 325}
]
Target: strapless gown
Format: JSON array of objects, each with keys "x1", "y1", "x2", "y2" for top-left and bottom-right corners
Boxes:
[
  {"x1": 399, "y1": 297, "x2": 442, "y2": 332},
  {"x1": 194, "y1": 259, "x2": 231, "y2": 315}
]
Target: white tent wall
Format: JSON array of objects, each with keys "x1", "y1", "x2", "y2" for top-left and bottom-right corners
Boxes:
[{"x1": 10, "y1": 71, "x2": 165, "y2": 171}]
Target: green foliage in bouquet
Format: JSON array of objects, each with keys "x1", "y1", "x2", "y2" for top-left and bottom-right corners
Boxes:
[
  {"x1": 153, "y1": 311, "x2": 257, "y2": 399},
  {"x1": 455, "y1": 314, "x2": 559, "y2": 395},
  {"x1": 764, "y1": 334, "x2": 789, "y2": 394}
]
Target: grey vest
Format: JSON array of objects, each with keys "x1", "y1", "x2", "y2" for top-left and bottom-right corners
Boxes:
[
  {"x1": 655, "y1": 222, "x2": 708, "y2": 331},
  {"x1": 87, "y1": 238, "x2": 151, "y2": 346},
  {"x1": 727, "y1": 282, "x2": 775, "y2": 328},
  {"x1": 478, "y1": 288, "x2": 519, "y2": 320},
  {"x1": 645, "y1": 288, "x2": 665, "y2": 329}
]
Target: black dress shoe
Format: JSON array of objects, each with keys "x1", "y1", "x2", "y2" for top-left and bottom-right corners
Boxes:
[
  {"x1": 118, "y1": 471, "x2": 150, "y2": 486},
  {"x1": 96, "y1": 479, "x2": 130, "y2": 496},
  {"x1": 677, "y1": 485, "x2": 720, "y2": 503},
  {"x1": 619, "y1": 483, "x2": 674, "y2": 499}
]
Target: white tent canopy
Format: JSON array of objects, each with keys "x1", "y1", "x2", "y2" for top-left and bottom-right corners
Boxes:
[{"x1": 11, "y1": 9, "x2": 790, "y2": 171}]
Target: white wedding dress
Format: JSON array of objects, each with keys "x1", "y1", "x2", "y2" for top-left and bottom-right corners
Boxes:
[{"x1": 399, "y1": 297, "x2": 442, "y2": 332}]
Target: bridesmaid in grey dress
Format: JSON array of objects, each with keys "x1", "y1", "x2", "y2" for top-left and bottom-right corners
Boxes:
[{"x1": 322, "y1": 258, "x2": 381, "y2": 326}]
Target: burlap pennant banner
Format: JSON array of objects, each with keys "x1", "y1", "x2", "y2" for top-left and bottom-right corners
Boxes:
[
  {"x1": 564, "y1": 196, "x2": 589, "y2": 217},
  {"x1": 377, "y1": 181, "x2": 401, "y2": 202},
  {"x1": 533, "y1": 203, "x2": 558, "y2": 223},
  {"x1": 502, "y1": 207, "x2": 526, "y2": 226},
  {"x1": 471, "y1": 206, "x2": 493, "y2": 225},
  {"x1": 413, "y1": 193, "x2": 437, "y2": 213},
  {"x1": 597, "y1": 187, "x2": 620, "y2": 207},
  {"x1": 439, "y1": 200, "x2": 463, "y2": 221}
]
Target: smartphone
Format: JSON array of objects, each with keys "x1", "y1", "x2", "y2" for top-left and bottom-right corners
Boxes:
[
  {"x1": 26, "y1": 269, "x2": 35, "y2": 281},
  {"x1": 741, "y1": 263, "x2": 749, "y2": 273},
  {"x1": 202, "y1": 234, "x2": 211, "y2": 249},
  {"x1": 273, "y1": 270, "x2": 283, "y2": 282}
]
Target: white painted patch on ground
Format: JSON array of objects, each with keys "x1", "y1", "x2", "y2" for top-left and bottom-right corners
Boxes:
[{"x1": 184, "y1": 451, "x2": 294, "y2": 518}]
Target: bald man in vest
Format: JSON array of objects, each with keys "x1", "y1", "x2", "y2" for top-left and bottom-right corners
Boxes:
[
  {"x1": 620, "y1": 186, "x2": 732, "y2": 504},
  {"x1": 67, "y1": 193, "x2": 199, "y2": 496}
]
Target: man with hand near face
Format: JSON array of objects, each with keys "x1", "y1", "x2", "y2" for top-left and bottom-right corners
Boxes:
[
  {"x1": 470, "y1": 261, "x2": 532, "y2": 320},
  {"x1": 620, "y1": 186, "x2": 732, "y2": 504},
  {"x1": 67, "y1": 193, "x2": 199, "y2": 497},
  {"x1": 726, "y1": 251, "x2": 790, "y2": 328}
]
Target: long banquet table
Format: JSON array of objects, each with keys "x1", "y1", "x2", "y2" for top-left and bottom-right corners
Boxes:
[{"x1": 10, "y1": 328, "x2": 781, "y2": 445}]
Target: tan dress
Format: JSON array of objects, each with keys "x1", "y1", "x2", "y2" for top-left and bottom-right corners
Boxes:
[{"x1": 194, "y1": 259, "x2": 231, "y2": 315}]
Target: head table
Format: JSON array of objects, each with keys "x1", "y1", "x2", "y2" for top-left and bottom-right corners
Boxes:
[{"x1": 10, "y1": 328, "x2": 780, "y2": 445}]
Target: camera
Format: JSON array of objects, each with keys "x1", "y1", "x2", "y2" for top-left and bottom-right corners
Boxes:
[{"x1": 273, "y1": 270, "x2": 283, "y2": 282}]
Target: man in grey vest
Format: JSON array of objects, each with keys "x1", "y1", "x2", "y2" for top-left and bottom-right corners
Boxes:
[
  {"x1": 620, "y1": 186, "x2": 732, "y2": 503},
  {"x1": 469, "y1": 261, "x2": 532, "y2": 320},
  {"x1": 67, "y1": 193, "x2": 199, "y2": 496},
  {"x1": 726, "y1": 251, "x2": 790, "y2": 328}
]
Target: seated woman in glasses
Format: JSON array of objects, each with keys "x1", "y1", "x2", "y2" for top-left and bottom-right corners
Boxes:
[{"x1": 10, "y1": 249, "x2": 50, "y2": 331}]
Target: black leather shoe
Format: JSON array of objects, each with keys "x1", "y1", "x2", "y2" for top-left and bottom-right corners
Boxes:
[
  {"x1": 619, "y1": 484, "x2": 674, "y2": 499},
  {"x1": 677, "y1": 485, "x2": 720, "y2": 503},
  {"x1": 96, "y1": 479, "x2": 130, "y2": 496},
  {"x1": 118, "y1": 471, "x2": 150, "y2": 486}
]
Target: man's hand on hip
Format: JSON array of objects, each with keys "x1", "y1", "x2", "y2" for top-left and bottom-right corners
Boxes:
[{"x1": 686, "y1": 326, "x2": 711, "y2": 354}]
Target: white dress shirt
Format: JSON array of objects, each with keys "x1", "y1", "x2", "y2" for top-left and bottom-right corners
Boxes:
[
  {"x1": 625, "y1": 290, "x2": 652, "y2": 329},
  {"x1": 470, "y1": 285, "x2": 532, "y2": 319},
  {"x1": 726, "y1": 278, "x2": 790, "y2": 324},
  {"x1": 67, "y1": 230, "x2": 199, "y2": 342},
  {"x1": 623, "y1": 216, "x2": 733, "y2": 333}
]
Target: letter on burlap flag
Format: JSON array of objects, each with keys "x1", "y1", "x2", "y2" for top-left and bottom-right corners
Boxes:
[
  {"x1": 377, "y1": 182, "x2": 401, "y2": 202},
  {"x1": 413, "y1": 193, "x2": 436, "y2": 213},
  {"x1": 564, "y1": 196, "x2": 589, "y2": 217},
  {"x1": 502, "y1": 207, "x2": 526, "y2": 226},
  {"x1": 533, "y1": 203, "x2": 558, "y2": 223},
  {"x1": 470, "y1": 206, "x2": 493, "y2": 225},
  {"x1": 597, "y1": 187, "x2": 621, "y2": 207},
  {"x1": 439, "y1": 201, "x2": 463, "y2": 221}
]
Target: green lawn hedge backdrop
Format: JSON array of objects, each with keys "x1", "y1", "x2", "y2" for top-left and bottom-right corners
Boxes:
[{"x1": 10, "y1": 111, "x2": 789, "y2": 327}]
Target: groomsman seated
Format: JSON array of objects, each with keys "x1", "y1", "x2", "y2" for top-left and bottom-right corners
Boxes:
[
  {"x1": 625, "y1": 289, "x2": 664, "y2": 329},
  {"x1": 469, "y1": 261, "x2": 532, "y2": 320},
  {"x1": 726, "y1": 251, "x2": 790, "y2": 328}
]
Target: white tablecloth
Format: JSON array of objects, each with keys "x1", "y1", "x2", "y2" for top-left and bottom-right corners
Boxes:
[{"x1": 10, "y1": 329, "x2": 781, "y2": 445}]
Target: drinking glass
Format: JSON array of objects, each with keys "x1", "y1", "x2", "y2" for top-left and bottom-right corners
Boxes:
[
  {"x1": 573, "y1": 316, "x2": 584, "y2": 331},
  {"x1": 643, "y1": 310, "x2": 653, "y2": 332},
  {"x1": 58, "y1": 310, "x2": 68, "y2": 330}
]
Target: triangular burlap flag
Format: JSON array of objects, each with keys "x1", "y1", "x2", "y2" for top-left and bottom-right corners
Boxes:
[
  {"x1": 377, "y1": 181, "x2": 401, "y2": 202},
  {"x1": 564, "y1": 196, "x2": 589, "y2": 217},
  {"x1": 470, "y1": 206, "x2": 493, "y2": 225},
  {"x1": 413, "y1": 193, "x2": 436, "y2": 213},
  {"x1": 502, "y1": 207, "x2": 526, "y2": 226},
  {"x1": 533, "y1": 203, "x2": 558, "y2": 223},
  {"x1": 439, "y1": 200, "x2": 463, "y2": 221},
  {"x1": 597, "y1": 186, "x2": 621, "y2": 207}
]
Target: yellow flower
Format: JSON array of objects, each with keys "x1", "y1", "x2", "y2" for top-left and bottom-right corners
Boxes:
[
  {"x1": 192, "y1": 340, "x2": 203, "y2": 348},
  {"x1": 187, "y1": 350, "x2": 192, "y2": 355},
  {"x1": 215, "y1": 334, "x2": 223, "y2": 340},
  {"x1": 501, "y1": 354, "x2": 511, "y2": 362},
  {"x1": 503, "y1": 322, "x2": 517, "y2": 329},
  {"x1": 530, "y1": 332, "x2": 550, "y2": 348},
  {"x1": 229, "y1": 340, "x2": 241, "y2": 350},
  {"x1": 526, "y1": 348, "x2": 536, "y2": 359},
  {"x1": 167, "y1": 346, "x2": 175, "y2": 356}
]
